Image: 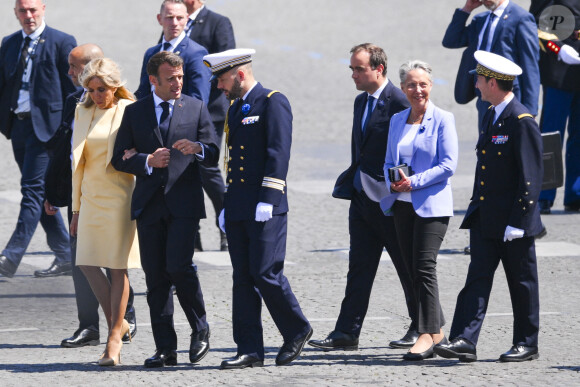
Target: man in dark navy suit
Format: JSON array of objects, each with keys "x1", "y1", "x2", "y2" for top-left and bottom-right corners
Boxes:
[
  {"x1": 182, "y1": 0, "x2": 236, "y2": 252},
  {"x1": 308, "y1": 43, "x2": 417, "y2": 352},
  {"x1": 204, "y1": 49, "x2": 312, "y2": 369},
  {"x1": 113, "y1": 51, "x2": 219, "y2": 368},
  {"x1": 0, "y1": 0, "x2": 75, "y2": 278},
  {"x1": 442, "y1": 0, "x2": 540, "y2": 130},
  {"x1": 435, "y1": 51, "x2": 543, "y2": 363},
  {"x1": 42, "y1": 44, "x2": 138, "y2": 348},
  {"x1": 136, "y1": 0, "x2": 210, "y2": 105}
]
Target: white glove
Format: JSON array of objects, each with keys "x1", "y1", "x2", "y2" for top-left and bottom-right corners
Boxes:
[
  {"x1": 503, "y1": 225, "x2": 525, "y2": 242},
  {"x1": 558, "y1": 44, "x2": 580, "y2": 65},
  {"x1": 218, "y1": 209, "x2": 226, "y2": 233},
  {"x1": 255, "y1": 202, "x2": 273, "y2": 222}
]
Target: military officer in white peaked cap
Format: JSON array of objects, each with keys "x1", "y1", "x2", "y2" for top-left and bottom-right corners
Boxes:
[
  {"x1": 435, "y1": 51, "x2": 543, "y2": 363},
  {"x1": 203, "y1": 48, "x2": 312, "y2": 369}
]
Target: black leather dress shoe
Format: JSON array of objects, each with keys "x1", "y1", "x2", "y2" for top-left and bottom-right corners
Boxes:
[
  {"x1": 564, "y1": 202, "x2": 580, "y2": 212},
  {"x1": 122, "y1": 306, "x2": 137, "y2": 343},
  {"x1": 499, "y1": 345, "x2": 539, "y2": 362},
  {"x1": 144, "y1": 349, "x2": 178, "y2": 368},
  {"x1": 308, "y1": 330, "x2": 358, "y2": 351},
  {"x1": 389, "y1": 327, "x2": 419, "y2": 349},
  {"x1": 61, "y1": 328, "x2": 100, "y2": 348},
  {"x1": 220, "y1": 354, "x2": 264, "y2": 369},
  {"x1": 276, "y1": 327, "x2": 313, "y2": 366},
  {"x1": 434, "y1": 337, "x2": 477, "y2": 362},
  {"x1": 220, "y1": 231, "x2": 228, "y2": 251},
  {"x1": 189, "y1": 327, "x2": 210, "y2": 363},
  {"x1": 34, "y1": 261, "x2": 72, "y2": 277},
  {"x1": 0, "y1": 255, "x2": 17, "y2": 278}
]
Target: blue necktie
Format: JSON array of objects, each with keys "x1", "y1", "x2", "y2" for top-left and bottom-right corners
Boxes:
[
  {"x1": 185, "y1": 19, "x2": 194, "y2": 35},
  {"x1": 479, "y1": 13, "x2": 496, "y2": 51},
  {"x1": 159, "y1": 101, "x2": 170, "y2": 144},
  {"x1": 162, "y1": 42, "x2": 171, "y2": 51},
  {"x1": 362, "y1": 95, "x2": 375, "y2": 132}
]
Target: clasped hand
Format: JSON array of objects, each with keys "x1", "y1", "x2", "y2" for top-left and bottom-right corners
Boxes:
[{"x1": 390, "y1": 169, "x2": 412, "y2": 193}]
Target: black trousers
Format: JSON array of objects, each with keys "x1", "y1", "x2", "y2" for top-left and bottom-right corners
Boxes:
[
  {"x1": 392, "y1": 201, "x2": 447, "y2": 334},
  {"x1": 335, "y1": 190, "x2": 416, "y2": 336},
  {"x1": 137, "y1": 193, "x2": 208, "y2": 351},
  {"x1": 67, "y1": 207, "x2": 135, "y2": 333},
  {"x1": 449, "y1": 213, "x2": 540, "y2": 347}
]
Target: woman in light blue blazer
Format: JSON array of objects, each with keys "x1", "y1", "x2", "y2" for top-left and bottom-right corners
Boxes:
[{"x1": 380, "y1": 60, "x2": 458, "y2": 361}]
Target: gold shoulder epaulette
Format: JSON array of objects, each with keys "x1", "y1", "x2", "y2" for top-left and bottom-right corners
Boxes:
[
  {"x1": 518, "y1": 113, "x2": 533, "y2": 120},
  {"x1": 267, "y1": 90, "x2": 279, "y2": 98}
]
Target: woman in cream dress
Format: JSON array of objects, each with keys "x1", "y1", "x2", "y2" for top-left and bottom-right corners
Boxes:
[{"x1": 69, "y1": 58, "x2": 139, "y2": 366}]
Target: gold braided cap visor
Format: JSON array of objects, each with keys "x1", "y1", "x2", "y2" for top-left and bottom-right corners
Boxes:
[{"x1": 475, "y1": 63, "x2": 517, "y2": 81}]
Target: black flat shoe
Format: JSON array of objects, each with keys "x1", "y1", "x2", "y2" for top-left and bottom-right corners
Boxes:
[
  {"x1": 403, "y1": 343, "x2": 435, "y2": 361},
  {"x1": 276, "y1": 327, "x2": 313, "y2": 365},
  {"x1": 61, "y1": 328, "x2": 100, "y2": 348},
  {"x1": 308, "y1": 330, "x2": 358, "y2": 351},
  {"x1": 499, "y1": 345, "x2": 539, "y2": 362},
  {"x1": 434, "y1": 337, "x2": 477, "y2": 362},
  {"x1": 389, "y1": 327, "x2": 419, "y2": 349},
  {"x1": 220, "y1": 354, "x2": 263, "y2": 369},
  {"x1": 144, "y1": 349, "x2": 178, "y2": 368}
]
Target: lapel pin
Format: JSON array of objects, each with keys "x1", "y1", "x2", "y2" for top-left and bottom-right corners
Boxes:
[
  {"x1": 39, "y1": 39, "x2": 45, "y2": 43},
  {"x1": 503, "y1": 14, "x2": 508, "y2": 20},
  {"x1": 178, "y1": 104, "x2": 182, "y2": 108},
  {"x1": 241, "y1": 103, "x2": 251, "y2": 115},
  {"x1": 175, "y1": 51, "x2": 181, "y2": 55}
]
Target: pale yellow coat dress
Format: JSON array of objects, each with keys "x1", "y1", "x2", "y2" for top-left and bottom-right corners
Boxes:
[{"x1": 72, "y1": 98, "x2": 140, "y2": 269}]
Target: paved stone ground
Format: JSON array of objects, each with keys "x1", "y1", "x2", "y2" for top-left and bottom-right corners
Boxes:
[{"x1": 1, "y1": 0, "x2": 580, "y2": 385}]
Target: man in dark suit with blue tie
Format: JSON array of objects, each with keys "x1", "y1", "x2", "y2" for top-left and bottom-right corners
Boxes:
[
  {"x1": 435, "y1": 51, "x2": 543, "y2": 363},
  {"x1": 204, "y1": 49, "x2": 312, "y2": 369},
  {"x1": 442, "y1": 0, "x2": 540, "y2": 129},
  {"x1": 112, "y1": 51, "x2": 219, "y2": 368},
  {"x1": 0, "y1": 0, "x2": 75, "y2": 278},
  {"x1": 308, "y1": 43, "x2": 418, "y2": 352},
  {"x1": 182, "y1": 0, "x2": 236, "y2": 252},
  {"x1": 135, "y1": 0, "x2": 210, "y2": 105}
]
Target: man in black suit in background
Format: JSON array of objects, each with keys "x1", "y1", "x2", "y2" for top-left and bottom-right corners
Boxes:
[
  {"x1": 43, "y1": 44, "x2": 137, "y2": 348},
  {"x1": 183, "y1": 0, "x2": 236, "y2": 251},
  {"x1": 0, "y1": 0, "x2": 75, "y2": 278},
  {"x1": 112, "y1": 51, "x2": 219, "y2": 368},
  {"x1": 308, "y1": 43, "x2": 417, "y2": 352}
]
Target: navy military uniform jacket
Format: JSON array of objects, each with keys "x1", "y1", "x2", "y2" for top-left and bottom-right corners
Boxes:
[
  {"x1": 224, "y1": 83, "x2": 291, "y2": 221},
  {"x1": 460, "y1": 98, "x2": 543, "y2": 238}
]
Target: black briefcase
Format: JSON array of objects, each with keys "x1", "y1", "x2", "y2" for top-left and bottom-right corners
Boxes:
[{"x1": 541, "y1": 131, "x2": 563, "y2": 191}]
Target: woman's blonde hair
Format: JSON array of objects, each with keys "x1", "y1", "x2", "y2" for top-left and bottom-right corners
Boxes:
[{"x1": 79, "y1": 58, "x2": 135, "y2": 107}]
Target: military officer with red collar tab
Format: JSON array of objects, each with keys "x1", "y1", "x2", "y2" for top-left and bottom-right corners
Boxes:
[
  {"x1": 435, "y1": 51, "x2": 543, "y2": 363},
  {"x1": 203, "y1": 49, "x2": 312, "y2": 370}
]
